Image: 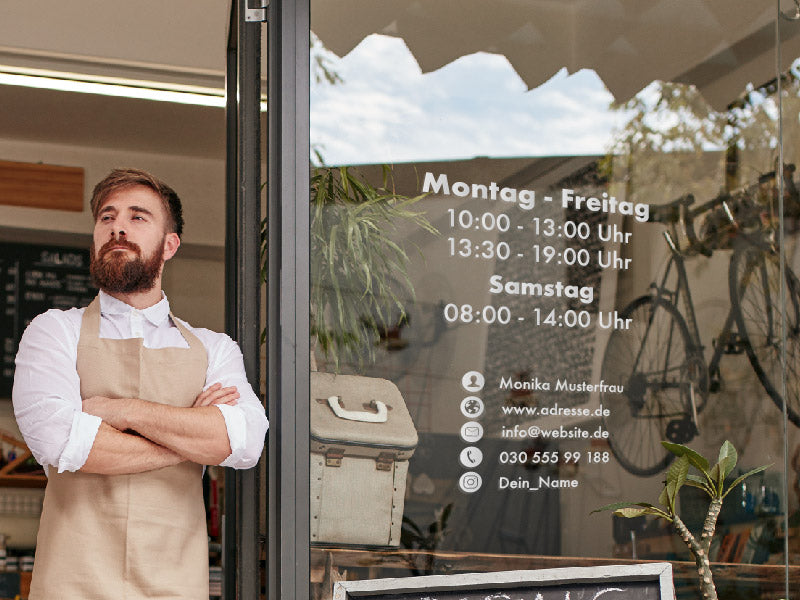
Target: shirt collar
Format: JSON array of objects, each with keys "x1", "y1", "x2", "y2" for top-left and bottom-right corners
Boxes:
[{"x1": 98, "y1": 290, "x2": 171, "y2": 327}]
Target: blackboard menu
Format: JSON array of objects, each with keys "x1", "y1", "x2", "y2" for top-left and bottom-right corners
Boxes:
[
  {"x1": 333, "y1": 564, "x2": 675, "y2": 600},
  {"x1": 1, "y1": 241, "x2": 96, "y2": 398},
  {"x1": 0, "y1": 572, "x2": 20, "y2": 599},
  {"x1": 372, "y1": 582, "x2": 660, "y2": 600}
]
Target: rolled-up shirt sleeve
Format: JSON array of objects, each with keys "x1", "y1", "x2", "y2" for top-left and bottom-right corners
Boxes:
[
  {"x1": 203, "y1": 333, "x2": 268, "y2": 469},
  {"x1": 12, "y1": 310, "x2": 101, "y2": 473}
]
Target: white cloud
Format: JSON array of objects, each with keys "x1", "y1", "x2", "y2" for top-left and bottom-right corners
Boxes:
[{"x1": 311, "y1": 34, "x2": 627, "y2": 165}]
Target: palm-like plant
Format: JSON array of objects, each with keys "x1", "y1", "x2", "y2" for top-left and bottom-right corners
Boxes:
[
  {"x1": 309, "y1": 165, "x2": 437, "y2": 369},
  {"x1": 595, "y1": 441, "x2": 770, "y2": 600}
]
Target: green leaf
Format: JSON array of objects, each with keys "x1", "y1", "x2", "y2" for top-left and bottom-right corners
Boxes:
[
  {"x1": 709, "y1": 463, "x2": 723, "y2": 495},
  {"x1": 723, "y1": 464, "x2": 773, "y2": 498},
  {"x1": 614, "y1": 507, "x2": 651, "y2": 518},
  {"x1": 665, "y1": 480, "x2": 678, "y2": 512},
  {"x1": 593, "y1": 502, "x2": 671, "y2": 521},
  {"x1": 667, "y1": 455, "x2": 690, "y2": 487},
  {"x1": 661, "y1": 441, "x2": 710, "y2": 473},
  {"x1": 593, "y1": 501, "x2": 654, "y2": 513},
  {"x1": 685, "y1": 474, "x2": 714, "y2": 496},
  {"x1": 717, "y1": 440, "x2": 738, "y2": 480},
  {"x1": 304, "y1": 164, "x2": 439, "y2": 368},
  {"x1": 593, "y1": 501, "x2": 635, "y2": 513},
  {"x1": 665, "y1": 455, "x2": 690, "y2": 510},
  {"x1": 620, "y1": 506, "x2": 672, "y2": 521},
  {"x1": 658, "y1": 486, "x2": 670, "y2": 508}
]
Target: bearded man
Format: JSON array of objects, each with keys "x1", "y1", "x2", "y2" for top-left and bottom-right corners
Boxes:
[{"x1": 12, "y1": 168, "x2": 268, "y2": 600}]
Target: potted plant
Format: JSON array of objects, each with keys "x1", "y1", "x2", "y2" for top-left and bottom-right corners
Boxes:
[
  {"x1": 306, "y1": 165, "x2": 437, "y2": 370},
  {"x1": 594, "y1": 441, "x2": 770, "y2": 600},
  {"x1": 261, "y1": 165, "x2": 436, "y2": 369}
]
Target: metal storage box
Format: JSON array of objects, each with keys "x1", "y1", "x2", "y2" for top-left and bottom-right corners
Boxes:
[{"x1": 310, "y1": 372, "x2": 418, "y2": 547}]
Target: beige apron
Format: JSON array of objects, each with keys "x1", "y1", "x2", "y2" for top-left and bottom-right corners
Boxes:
[{"x1": 30, "y1": 297, "x2": 210, "y2": 600}]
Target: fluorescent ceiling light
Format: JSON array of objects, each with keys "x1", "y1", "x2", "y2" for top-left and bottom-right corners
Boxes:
[{"x1": 0, "y1": 65, "x2": 267, "y2": 110}]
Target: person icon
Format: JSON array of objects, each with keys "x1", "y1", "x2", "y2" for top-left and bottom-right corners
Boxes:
[{"x1": 462, "y1": 371, "x2": 485, "y2": 392}]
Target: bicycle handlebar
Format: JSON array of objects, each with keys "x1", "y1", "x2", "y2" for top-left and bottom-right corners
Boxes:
[
  {"x1": 644, "y1": 163, "x2": 798, "y2": 256},
  {"x1": 647, "y1": 194, "x2": 695, "y2": 225},
  {"x1": 648, "y1": 164, "x2": 797, "y2": 224}
]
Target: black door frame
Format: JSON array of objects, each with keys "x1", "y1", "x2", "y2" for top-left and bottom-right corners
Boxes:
[
  {"x1": 224, "y1": 2, "x2": 800, "y2": 600},
  {"x1": 266, "y1": 1, "x2": 311, "y2": 599},
  {"x1": 225, "y1": 1, "x2": 310, "y2": 599}
]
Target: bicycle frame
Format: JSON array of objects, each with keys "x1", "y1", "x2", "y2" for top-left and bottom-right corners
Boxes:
[
  {"x1": 646, "y1": 232, "x2": 745, "y2": 419},
  {"x1": 603, "y1": 167, "x2": 800, "y2": 474}
]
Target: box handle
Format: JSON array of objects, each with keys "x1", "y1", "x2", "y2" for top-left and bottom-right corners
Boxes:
[{"x1": 327, "y1": 396, "x2": 388, "y2": 423}]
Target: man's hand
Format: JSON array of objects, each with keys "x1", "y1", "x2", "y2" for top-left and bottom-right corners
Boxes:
[
  {"x1": 83, "y1": 383, "x2": 239, "y2": 428},
  {"x1": 82, "y1": 384, "x2": 237, "y2": 466},
  {"x1": 83, "y1": 396, "x2": 130, "y2": 431},
  {"x1": 81, "y1": 422, "x2": 185, "y2": 475},
  {"x1": 193, "y1": 383, "x2": 239, "y2": 407}
]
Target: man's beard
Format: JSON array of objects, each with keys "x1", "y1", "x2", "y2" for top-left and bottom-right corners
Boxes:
[{"x1": 90, "y1": 237, "x2": 164, "y2": 294}]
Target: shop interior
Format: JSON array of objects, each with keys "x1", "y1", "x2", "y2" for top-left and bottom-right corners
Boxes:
[{"x1": 0, "y1": 3, "x2": 266, "y2": 598}]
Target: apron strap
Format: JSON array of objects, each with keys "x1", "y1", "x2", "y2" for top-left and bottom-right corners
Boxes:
[
  {"x1": 79, "y1": 298, "x2": 207, "y2": 380},
  {"x1": 79, "y1": 296, "x2": 102, "y2": 341},
  {"x1": 169, "y1": 313, "x2": 204, "y2": 352}
]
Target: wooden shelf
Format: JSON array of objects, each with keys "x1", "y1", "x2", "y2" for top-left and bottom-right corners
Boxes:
[
  {"x1": 0, "y1": 160, "x2": 83, "y2": 212},
  {"x1": 0, "y1": 431, "x2": 45, "y2": 488},
  {"x1": 311, "y1": 547, "x2": 800, "y2": 595},
  {"x1": 0, "y1": 474, "x2": 46, "y2": 488}
]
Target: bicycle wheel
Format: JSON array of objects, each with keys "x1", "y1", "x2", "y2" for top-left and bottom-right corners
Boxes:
[
  {"x1": 730, "y1": 245, "x2": 800, "y2": 425},
  {"x1": 601, "y1": 296, "x2": 707, "y2": 477}
]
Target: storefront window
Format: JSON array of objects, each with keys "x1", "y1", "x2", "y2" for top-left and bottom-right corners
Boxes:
[{"x1": 308, "y1": 3, "x2": 797, "y2": 598}]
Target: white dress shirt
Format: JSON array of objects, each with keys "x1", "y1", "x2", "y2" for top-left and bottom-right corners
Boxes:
[{"x1": 12, "y1": 290, "x2": 268, "y2": 474}]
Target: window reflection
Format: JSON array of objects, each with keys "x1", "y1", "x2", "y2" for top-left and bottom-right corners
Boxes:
[{"x1": 309, "y1": 4, "x2": 798, "y2": 598}]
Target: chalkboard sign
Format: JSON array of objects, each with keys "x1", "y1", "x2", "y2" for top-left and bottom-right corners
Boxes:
[
  {"x1": 1, "y1": 241, "x2": 97, "y2": 398},
  {"x1": 334, "y1": 563, "x2": 674, "y2": 600}
]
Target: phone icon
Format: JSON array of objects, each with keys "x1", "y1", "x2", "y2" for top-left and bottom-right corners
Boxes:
[{"x1": 460, "y1": 446, "x2": 483, "y2": 468}]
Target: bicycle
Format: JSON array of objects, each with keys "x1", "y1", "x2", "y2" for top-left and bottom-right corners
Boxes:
[{"x1": 599, "y1": 166, "x2": 800, "y2": 476}]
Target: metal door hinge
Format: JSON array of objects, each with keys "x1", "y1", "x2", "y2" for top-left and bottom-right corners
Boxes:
[
  {"x1": 376, "y1": 452, "x2": 395, "y2": 471},
  {"x1": 245, "y1": 0, "x2": 268, "y2": 22},
  {"x1": 325, "y1": 448, "x2": 345, "y2": 467}
]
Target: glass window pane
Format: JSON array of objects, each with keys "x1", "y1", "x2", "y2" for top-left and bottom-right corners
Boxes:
[{"x1": 308, "y1": 4, "x2": 794, "y2": 599}]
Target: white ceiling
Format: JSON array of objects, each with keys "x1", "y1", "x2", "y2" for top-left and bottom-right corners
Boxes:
[
  {"x1": 0, "y1": 1, "x2": 242, "y2": 159},
  {"x1": 0, "y1": 83, "x2": 225, "y2": 158},
  {"x1": 1, "y1": 1, "x2": 798, "y2": 161},
  {"x1": 0, "y1": 1, "x2": 231, "y2": 81}
]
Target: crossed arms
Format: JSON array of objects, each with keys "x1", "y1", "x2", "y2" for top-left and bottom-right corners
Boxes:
[
  {"x1": 13, "y1": 308, "x2": 268, "y2": 477},
  {"x1": 80, "y1": 384, "x2": 240, "y2": 474}
]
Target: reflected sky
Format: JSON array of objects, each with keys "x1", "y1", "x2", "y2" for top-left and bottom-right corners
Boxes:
[{"x1": 311, "y1": 34, "x2": 629, "y2": 166}]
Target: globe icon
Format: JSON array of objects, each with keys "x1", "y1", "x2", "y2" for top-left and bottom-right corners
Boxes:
[
  {"x1": 460, "y1": 396, "x2": 484, "y2": 418},
  {"x1": 464, "y1": 399, "x2": 481, "y2": 415}
]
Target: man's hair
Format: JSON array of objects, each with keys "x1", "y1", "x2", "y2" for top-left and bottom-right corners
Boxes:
[{"x1": 90, "y1": 168, "x2": 184, "y2": 238}]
